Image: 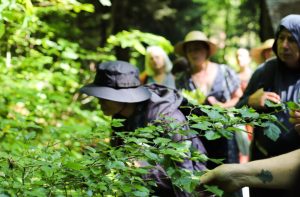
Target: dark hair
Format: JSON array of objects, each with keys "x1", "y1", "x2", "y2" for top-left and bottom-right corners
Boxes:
[
  {"x1": 171, "y1": 57, "x2": 190, "y2": 74},
  {"x1": 183, "y1": 41, "x2": 210, "y2": 58}
]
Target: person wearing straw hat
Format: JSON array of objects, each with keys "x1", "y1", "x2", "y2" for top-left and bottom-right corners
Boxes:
[
  {"x1": 174, "y1": 31, "x2": 243, "y2": 109},
  {"x1": 174, "y1": 31, "x2": 243, "y2": 172},
  {"x1": 250, "y1": 38, "x2": 275, "y2": 65},
  {"x1": 80, "y1": 60, "x2": 207, "y2": 196},
  {"x1": 236, "y1": 14, "x2": 300, "y2": 197}
]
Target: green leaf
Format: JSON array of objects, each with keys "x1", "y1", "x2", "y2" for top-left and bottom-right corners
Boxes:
[
  {"x1": 169, "y1": 141, "x2": 190, "y2": 150},
  {"x1": 97, "y1": 182, "x2": 107, "y2": 191},
  {"x1": 263, "y1": 122, "x2": 281, "y2": 141},
  {"x1": 133, "y1": 185, "x2": 150, "y2": 196},
  {"x1": 133, "y1": 167, "x2": 149, "y2": 175},
  {"x1": 201, "y1": 108, "x2": 224, "y2": 121},
  {"x1": 132, "y1": 191, "x2": 149, "y2": 197},
  {"x1": 181, "y1": 89, "x2": 206, "y2": 105},
  {"x1": 265, "y1": 100, "x2": 285, "y2": 110},
  {"x1": 111, "y1": 118, "x2": 125, "y2": 127},
  {"x1": 190, "y1": 121, "x2": 212, "y2": 130},
  {"x1": 0, "y1": 152, "x2": 9, "y2": 158},
  {"x1": 286, "y1": 101, "x2": 300, "y2": 111},
  {"x1": 65, "y1": 162, "x2": 83, "y2": 170},
  {"x1": 144, "y1": 151, "x2": 159, "y2": 161},
  {"x1": 85, "y1": 146, "x2": 96, "y2": 153},
  {"x1": 133, "y1": 42, "x2": 146, "y2": 54},
  {"x1": 153, "y1": 137, "x2": 171, "y2": 146},
  {"x1": 41, "y1": 165, "x2": 54, "y2": 177},
  {"x1": 193, "y1": 153, "x2": 208, "y2": 162},
  {"x1": 121, "y1": 183, "x2": 132, "y2": 193},
  {"x1": 209, "y1": 158, "x2": 224, "y2": 165},
  {"x1": 134, "y1": 184, "x2": 149, "y2": 192},
  {"x1": 239, "y1": 107, "x2": 259, "y2": 119},
  {"x1": 162, "y1": 148, "x2": 177, "y2": 155},
  {"x1": 204, "y1": 185, "x2": 224, "y2": 197},
  {"x1": 204, "y1": 130, "x2": 221, "y2": 140},
  {"x1": 62, "y1": 48, "x2": 79, "y2": 60},
  {"x1": 219, "y1": 129, "x2": 233, "y2": 139},
  {"x1": 0, "y1": 22, "x2": 5, "y2": 39},
  {"x1": 109, "y1": 161, "x2": 125, "y2": 169},
  {"x1": 24, "y1": 131, "x2": 36, "y2": 140}
]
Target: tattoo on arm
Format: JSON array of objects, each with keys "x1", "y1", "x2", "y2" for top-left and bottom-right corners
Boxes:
[{"x1": 256, "y1": 169, "x2": 273, "y2": 184}]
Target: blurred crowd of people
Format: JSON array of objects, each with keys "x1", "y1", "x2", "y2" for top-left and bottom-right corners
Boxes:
[{"x1": 80, "y1": 14, "x2": 300, "y2": 197}]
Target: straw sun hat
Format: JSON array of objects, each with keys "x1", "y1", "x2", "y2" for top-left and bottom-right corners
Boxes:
[
  {"x1": 250, "y1": 38, "x2": 275, "y2": 64},
  {"x1": 174, "y1": 31, "x2": 218, "y2": 57}
]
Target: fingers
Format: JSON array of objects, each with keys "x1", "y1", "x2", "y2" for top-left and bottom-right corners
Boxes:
[
  {"x1": 200, "y1": 170, "x2": 213, "y2": 185},
  {"x1": 289, "y1": 110, "x2": 300, "y2": 117},
  {"x1": 207, "y1": 96, "x2": 219, "y2": 105},
  {"x1": 289, "y1": 110, "x2": 300, "y2": 135},
  {"x1": 289, "y1": 110, "x2": 300, "y2": 123},
  {"x1": 248, "y1": 88, "x2": 281, "y2": 109},
  {"x1": 264, "y1": 92, "x2": 281, "y2": 103}
]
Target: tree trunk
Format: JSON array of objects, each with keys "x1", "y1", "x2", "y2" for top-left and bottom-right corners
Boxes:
[{"x1": 109, "y1": 0, "x2": 131, "y2": 61}]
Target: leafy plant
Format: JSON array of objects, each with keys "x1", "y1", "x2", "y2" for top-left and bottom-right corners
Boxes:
[
  {"x1": 0, "y1": 0, "x2": 292, "y2": 196},
  {"x1": 181, "y1": 89, "x2": 206, "y2": 105},
  {"x1": 0, "y1": 104, "x2": 282, "y2": 196}
]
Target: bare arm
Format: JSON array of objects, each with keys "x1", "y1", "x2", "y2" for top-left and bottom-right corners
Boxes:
[
  {"x1": 221, "y1": 86, "x2": 243, "y2": 108},
  {"x1": 207, "y1": 87, "x2": 243, "y2": 108},
  {"x1": 200, "y1": 149, "x2": 300, "y2": 192}
]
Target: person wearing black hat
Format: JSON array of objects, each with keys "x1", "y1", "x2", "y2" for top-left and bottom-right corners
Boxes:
[{"x1": 80, "y1": 60, "x2": 207, "y2": 196}]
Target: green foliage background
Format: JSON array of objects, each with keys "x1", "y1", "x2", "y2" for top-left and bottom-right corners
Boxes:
[{"x1": 0, "y1": 0, "x2": 278, "y2": 196}]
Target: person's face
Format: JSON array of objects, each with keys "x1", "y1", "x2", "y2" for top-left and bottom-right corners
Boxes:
[
  {"x1": 98, "y1": 98, "x2": 125, "y2": 116},
  {"x1": 277, "y1": 29, "x2": 300, "y2": 68},
  {"x1": 236, "y1": 48, "x2": 251, "y2": 68},
  {"x1": 185, "y1": 42, "x2": 208, "y2": 67},
  {"x1": 149, "y1": 51, "x2": 165, "y2": 71}
]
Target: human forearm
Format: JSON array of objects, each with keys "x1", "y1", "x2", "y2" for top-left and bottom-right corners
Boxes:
[
  {"x1": 235, "y1": 96, "x2": 249, "y2": 108},
  {"x1": 242, "y1": 149, "x2": 300, "y2": 189},
  {"x1": 200, "y1": 149, "x2": 300, "y2": 192},
  {"x1": 220, "y1": 97, "x2": 241, "y2": 108},
  {"x1": 207, "y1": 92, "x2": 241, "y2": 108},
  {"x1": 220, "y1": 88, "x2": 243, "y2": 108}
]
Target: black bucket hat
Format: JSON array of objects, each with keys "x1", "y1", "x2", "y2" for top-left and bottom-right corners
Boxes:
[{"x1": 80, "y1": 61, "x2": 151, "y2": 103}]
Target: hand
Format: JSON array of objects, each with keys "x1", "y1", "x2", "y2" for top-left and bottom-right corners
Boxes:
[
  {"x1": 200, "y1": 164, "x2": 245, "y2": 193},
  {"x1": 207, "y1": 96, "x2": 222, "y2": 106},
  {"x1": 289, "y1": 110, "x2": 300, "y2": 135},
  {"x1": 248, "y1": 88, "x2": 281, "y2": 109}
]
